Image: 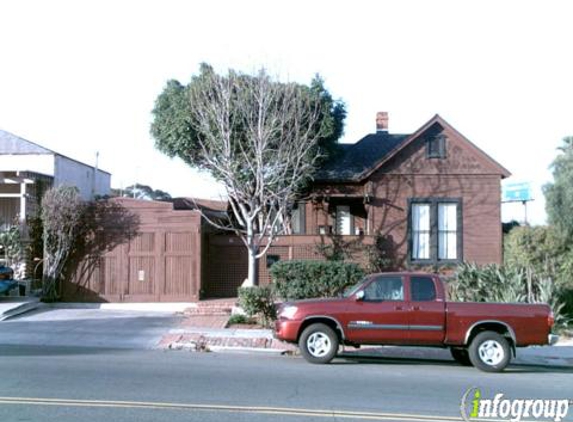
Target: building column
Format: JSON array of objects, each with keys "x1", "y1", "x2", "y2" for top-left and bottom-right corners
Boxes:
[{"x1": 19, "y1": 181, "x2": 26, "y2": 223}]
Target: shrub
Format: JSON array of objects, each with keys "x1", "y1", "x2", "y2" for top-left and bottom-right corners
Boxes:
[
  {"x1": 238, "y1": 285, "x2": 276, "y2": 327},
  {"x1": 451, "y1": 263, "x2": 525, "y2": 303},
  {"x1": 503, "y1": 225, "x2": 573, "y2": 322},
  {"x1": 504, "y1": 225, "x2": 564, "y2": 283},
  {"x1": 451, "y1": 262, "x2": 570, "y2": 330},
  {"x1": 365, "y1": 234, "x2": 396, "y2": 272},
  {"x1": 0, "y1": 225, "x2": 24, "y2": 278},
  {"x1": 227, "y1": 314, "x2": 251, "y2": 326},
  {"x1": 270, "y1": 260, "x2": 365, "y2": 301},
  {"x1": 314, "y1": 235, "x2": 364, "y2": 262}
]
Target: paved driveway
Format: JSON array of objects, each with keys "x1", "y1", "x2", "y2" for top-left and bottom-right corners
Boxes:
[{"x1": 0, "y1": 307, "x2": 183, "y2": 349}]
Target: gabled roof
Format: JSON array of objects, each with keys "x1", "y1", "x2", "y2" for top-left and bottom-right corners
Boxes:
[
  {"x1": 315, "y1": 132, "x2": 410, "y2": 182},
  {"x1": 315, "y1": 114, "x2": 511, "y2": 182},
  {"x1": 0, "y1": 129, "x2": 55, "y2": 154}
]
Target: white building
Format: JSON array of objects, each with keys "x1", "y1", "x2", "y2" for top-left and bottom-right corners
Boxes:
[{"x1": 0, "y1": 129, "x2": 111, "y2": 226}]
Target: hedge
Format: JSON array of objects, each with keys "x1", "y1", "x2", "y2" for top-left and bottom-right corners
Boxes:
[{"x1": 270, "y1": 260, "x2": 365, "y2": 301}]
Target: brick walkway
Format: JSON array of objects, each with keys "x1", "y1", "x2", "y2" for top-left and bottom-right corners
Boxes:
[
  {"x1": 157, "y1": 298, "x2": 298, "y2": 354},
  {"x1": 179, "y1": 315, "x2": 230, "y2": 329}
]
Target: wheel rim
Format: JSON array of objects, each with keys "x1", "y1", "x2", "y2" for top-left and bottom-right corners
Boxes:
[
  {"x1": 478, "y1": 340, "x2": 504, "y2": 366},
  {"x1": 306, "y1": 332, "x2": 332, "y2": 358}
]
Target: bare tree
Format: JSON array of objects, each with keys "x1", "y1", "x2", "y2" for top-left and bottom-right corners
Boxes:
[
  {"x1": 185, "y1": 68, "x2": 326, "y2": 286},
  {"x1": 41, "y1": 186, "x2": 85, "y2": 300}
]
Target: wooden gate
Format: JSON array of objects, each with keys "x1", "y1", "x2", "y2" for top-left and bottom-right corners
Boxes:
[{"x1": 63, "y1": 198, "x2": 202, "y2": 302}]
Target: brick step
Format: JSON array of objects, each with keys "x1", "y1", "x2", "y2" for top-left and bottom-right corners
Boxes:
[
  {"x1": 196, "y1": 300, "x2": 237, "y2": 307},
  {"x1": 181, "y1": 299, "x2": 237, "y2": 317},
  {"x1": 195, "y1": 304, "x2": 236, "y2": 309}
]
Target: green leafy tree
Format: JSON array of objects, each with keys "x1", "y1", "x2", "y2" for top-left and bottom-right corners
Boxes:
[
  {"x1": 121, "y1": 184, "x2": 171, "y2": 201},
  {"x1": 504, "y1": 225, "x2": 563, "y2": 281},
  {"x1": 151, "y1": 65, "x2": 345, "y2": 169},
  {"x1": 544, "y1": 136, "x2": 573, "y2": 240},
  {"x1": 150, "y1": 64, "x2": 345, "y2": 286}
]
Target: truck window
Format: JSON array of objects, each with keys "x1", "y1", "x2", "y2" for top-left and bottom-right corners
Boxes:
[
  {"x1": 411, "y1": 276, "x2": 436, "y2": 301},
  {"x1": 363, "y1": 277, "x2": 404, "y2": 301}
]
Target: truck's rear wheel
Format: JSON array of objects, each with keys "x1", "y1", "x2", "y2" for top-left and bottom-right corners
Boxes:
[
  {"x1": 299, "y1": 323, "x2": 339, "y2": 364},
  {"x1": 450, "y1": 347, "x2": 472, "y2": 366},
  {"x1": 468, "y1": 331, "x2": 511, "y2": 372}
]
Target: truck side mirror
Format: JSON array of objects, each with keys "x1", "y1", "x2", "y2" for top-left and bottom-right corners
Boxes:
[{"x1": 355, "y1": 290, "x2": 365, "y2": 301}]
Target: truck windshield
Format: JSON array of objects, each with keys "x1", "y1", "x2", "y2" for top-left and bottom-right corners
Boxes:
[{"x1": 342, "y1": 278, "x2": 369, "y2": 298}]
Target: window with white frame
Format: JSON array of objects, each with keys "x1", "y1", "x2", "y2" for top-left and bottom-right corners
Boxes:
[
  {"x1": 290, "y1": 202, "x2": 306, "y2": 234},
  {"x1": 411, "y1": 204, "x2": 431, "y2": 260},
  {"x1": 438, "y1": 203, "x2": 457, "y2": 260},
  {"x1": 335, "y1": 205, "x2": 352, "y2": 235},
  {"x1": 409, "y1": 199, "x2": 461, "y2": 263}
]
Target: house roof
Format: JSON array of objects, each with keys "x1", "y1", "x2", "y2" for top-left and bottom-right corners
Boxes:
[
  {"x1": 171, "y1": 198, "x2": 229, "y2": 222},
  {"x1": 0, "y1": 129, "x2": 54, "y2": 154},
  {"x1": 315, "y1": 132, "x2": 410, "y2": 182},
  {"x1": 0, "y1": 128, "x2": 112, "y2": 175},
  {"x1": 315, "y1": 114, "x2": 510, "y2": 182},
  {"x1": 172, "y1": 197, "x2": 228, "y2": 213}
]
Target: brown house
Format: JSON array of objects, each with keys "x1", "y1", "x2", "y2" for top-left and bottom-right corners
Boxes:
[
  {"x1": 302, "y1": 113, "x2": 510, "y2": 265},
  {"x1": 65, "y1": 113, "x2": 510, "y2": 302},
  {"x1": 203, "y1": 113, "x2": 510, "y2": 297}
]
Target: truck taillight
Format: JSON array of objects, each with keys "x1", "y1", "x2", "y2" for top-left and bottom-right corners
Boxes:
[{"x1": 548, "y1": 311, "x2": 555, "y2": 328}]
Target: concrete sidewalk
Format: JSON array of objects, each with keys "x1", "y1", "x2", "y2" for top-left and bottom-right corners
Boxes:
[
  {"x1": 0, "y1": 299, "x2": 195, "y2": 321},
  {"x1": 0, "y1": 298, "x2": 41, "y2": 321}
]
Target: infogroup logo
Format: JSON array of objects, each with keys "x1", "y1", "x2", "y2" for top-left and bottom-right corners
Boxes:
[{"x1": 461, "y1": 387, "x2": 570, "y2": 422}]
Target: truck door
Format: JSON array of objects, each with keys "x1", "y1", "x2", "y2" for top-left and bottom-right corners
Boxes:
[
  {"x1": 345, "y1": 275, "x2": 409, "y2": 344},
  {"x1": 407, "y1": 275, "x2": 446, "y2": 345}
]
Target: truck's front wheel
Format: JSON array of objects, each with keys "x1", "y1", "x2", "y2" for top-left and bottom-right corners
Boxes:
[
  {"x1": 299, "y1": 323, "x2": 339, "y2": 364},
  {"x1": 468, "y1": 331, "x2": 511, "y2": 372}
]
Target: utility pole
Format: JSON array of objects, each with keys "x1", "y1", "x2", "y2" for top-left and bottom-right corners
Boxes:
[{"x1": 92, "y1": 151, "x2": 99, "y2": 199}]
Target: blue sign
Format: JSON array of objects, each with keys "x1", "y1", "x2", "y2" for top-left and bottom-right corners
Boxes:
[{"x1": 502, "y1": 182, "x2": 533, "y2": 202}]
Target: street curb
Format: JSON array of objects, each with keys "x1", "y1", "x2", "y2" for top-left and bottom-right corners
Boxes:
[
  {"x1": 207, "y1": 346, "x2": 290, "y2": 355},
  {"x1": 45, "y1": 302, "x2": 193, "y2": 313}
]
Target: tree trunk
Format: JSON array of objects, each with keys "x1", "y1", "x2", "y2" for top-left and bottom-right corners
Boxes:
[
  {"x1": 243, "y1": 221, "x2": 259, "y2": 287},
  {"x1": 245, "y1": 247, "x2": 259, "y2": 287}
]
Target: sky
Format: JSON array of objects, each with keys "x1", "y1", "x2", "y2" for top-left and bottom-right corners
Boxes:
[{"x1": 1, "y1": 0, "x2": 572, "y2": 225}]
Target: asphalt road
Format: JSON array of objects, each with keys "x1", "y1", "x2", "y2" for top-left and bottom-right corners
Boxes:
[{"x1": 0, "y1": 346, "x2": 572, "y2": 422}]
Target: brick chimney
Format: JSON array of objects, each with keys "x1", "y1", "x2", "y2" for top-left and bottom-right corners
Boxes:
[{"x1": 376, "y1": 112, "x2": 389, "y2": 132}]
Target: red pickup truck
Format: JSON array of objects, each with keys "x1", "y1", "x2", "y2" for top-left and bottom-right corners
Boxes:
[{"x1": 274, "y1": 272, "x2": 558, "y2": 372}]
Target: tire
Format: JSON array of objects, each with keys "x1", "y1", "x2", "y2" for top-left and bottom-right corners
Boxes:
[
  {"x1": 298, "y1": 323, "x2": 339, "y2": 364},
  {"x1": 468, "y1": 331, "x2": 511, "y2": 373},
  {"x1": 450, "y1": 347, "x2": 472, "y2": 366}
]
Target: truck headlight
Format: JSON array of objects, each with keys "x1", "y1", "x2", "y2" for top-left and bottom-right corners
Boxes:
[{"x1": 279, "y1": 305, "x2": 298, "y2": 320}]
